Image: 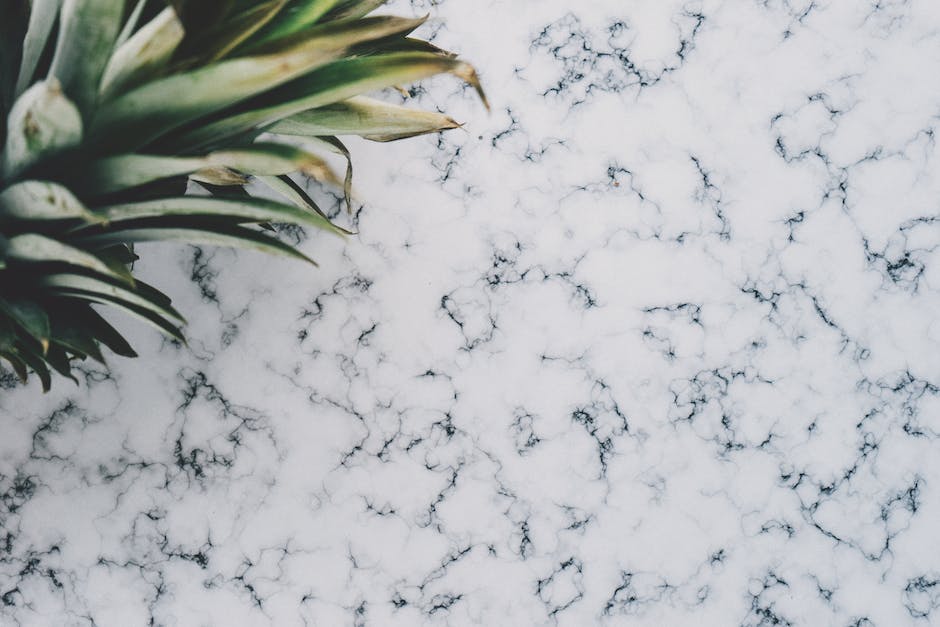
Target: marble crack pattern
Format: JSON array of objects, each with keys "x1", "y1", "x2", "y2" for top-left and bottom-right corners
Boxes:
[{"x1": 3, "y1": 0, "x2": 940, "y2": 625}]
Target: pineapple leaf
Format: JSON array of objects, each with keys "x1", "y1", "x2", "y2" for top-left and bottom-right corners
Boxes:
[
  {"x1": 1, "y1": 349, "x2": 29, "y2": 382},
  {"x1": 54, "y1": 288, "x2": 185, "y2": 342},
  {"x1": 14, "y1": 342, "x2": 53, "y2": 391},
  {"x1": 0, "y1": 0, "x2": 485, "y2": 390},
  {"x1": 255, "y1": 174, "x2": 353, "y2": 233},
  {"x1": 324, "y1": 0, "x2": 388, "y2": 21},
  {"x1": 50, "y1": 310, "x2": 106, "y2": 363},
  {"x1": 74, "y1": 219, "x2": 320, "y2": 264},
  {"x1": 42, "y1": 342, "x2": 79, "y2": 382},
  {"x1": 2, "y1": 80, "x2": 83, "y2": 180},
  {"x1": 14, "y1": 0, "x2": 61, "y2": 98},
  {"x1": 41, "y1": 272, "x2": 184, "y2": 322},
  {"x1": 180, "y1": 0, "x2": 289, "y2": 64},
  {"x1": 99, "y1": 7, "x2": 185, "y2": 100},
  {"x1": 0, "y1": 297, "x2": 51, "y2": 352},
  {"x1": 0, "y1": 180, "x2": 101, "y2": 224},
  {"x1": 243, "y1": 0, "x2": 342, "y2": 49},
  {"x1": 190, "y1": 167, "x2": 249, "y2": 186},
  {"x1": 210, "y1": 141, "x2": 342, "y2": 178},
  {"x1": 82, "y1": 195, "x2": 346, "y2": 235},
  {"x1": 267, "y1": 96, "x2": 461, "y2": 142},
  {"x1": 3, "y1": 233, "x2": 133, "y2": 284},
  {"x1": 90, "y1": 15, "x2": 428, "y2": 152},
  {"x1": 381, "y1": 38, "x2": 460, "y2": 58},
  {"x1": 76, "y1": 153, "x2": 206, "y2": 195},
  {"x1": 49, "y1": 0, "x2": 126, "y2": 120},
  {"x1": 0, "y1": 315, "x2": 14, "y2": 350},
  {"x1": 298, "y1": 135, "x2": 352, "y2": 211},
  {"x1": 75, "y1": 304, "x2": 138, "y2": 357},
  {"x1": 114, "y1": 0, "x2": 150, "y2": 49},
  {"x1": 76, "y1": 142, "x2": 340, "y2": 196},
  {"x1": 177, "y1": 52, "x2": 485, "y2": 151}
]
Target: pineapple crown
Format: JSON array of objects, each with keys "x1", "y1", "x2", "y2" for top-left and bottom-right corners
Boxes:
[{"x1": 0, "y1": 0, "x2": 485, "y2": 391}]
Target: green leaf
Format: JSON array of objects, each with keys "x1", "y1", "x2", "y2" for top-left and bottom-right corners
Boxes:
[
  {"x1": 0, "y1": 315, "x2": 15, "y2": 351},
  {"x1": 177, "y1": 52, "x2": 485, "y2": 151},
  {"x1": 42, "y1": 343, "x2": 79, "y2": 382},
  {"x1": 209, "y1": 141, "x2": 340, "y2": 177},
  {"x1": 381, "y1": 37, "x2": 459, "y2": 58},
  {"x1": 76, "y1": 293, "x2": 185, "y2": 343},
  {"x1": 255, "y1": 173, "x2": 353, "y2": 233},
  {"x1": 114, "y1": 0, "x2": 149, "y2": 48},
  {"x1": 125, "y1": 275, "x2": 174, "y2": 308},
  {"x1": 2, "y1": 80, "x2": 83, "y2": 180},
  {"x1": 96, "y1": 243, "x2": 139, "y2": 265},
  {"x1": 190, "y1": 167, "x2": 249, "y2": 186},
  {"x1": 76, "y1": 304, "x2": 137, "y2": 357},
  {"x1": 324, "y1": 0, "x2": 388, "y2": 21},
  {"x1": 85, "y1": 195, "x2": 346, "y2": 235},
  {"x1": 50, "y1": 313, "x2": 106, "y2": 363},
  {"x1": 76, "y1": 218, "x2": 319, "y2": 264},
  {"x1": 13, "y1": 343, "x2": 52, "y2": 391},
  {"x1": 14, "y1": 0, "x2": 61, "y2": 98},
  {"x1": 48, "y1": 0, "x2": 126, "y2": 119},
  {"x1": 269, "y1": 96, "x2": 461, "y2": 142},
  {"x1": 3, "y1": 233, "x2": 132, "y2": 283},
  {"x1": 1, "y1": 349, "x2": 29, "y2": 383},
  {"x1": 99, "y1": 7, "x2": 185, "y2": 100},
  {"x1": 0, "y1": 180, "x2": 101, "y2": 224},
  {"x1": 297, "y1": 135, "x2": 352, "y2": 210},
  {"x1": 0, "y1": 298, "x2": 51, "y2": 352},
  {"x1": 246, "y1": 0, "x2": 341, "y2": 48},
  {"x1": 76, "y1": 153, "x2": 207, "y2": 195},
  {"x1": 179, "y1": 0, "x2": 289, "y2": 64},
  {"x1": 90, "y1": 15, "x2": 428, "y2": 152},
  {"x1": 41, "y1": 272, "x2": 185, "y2": 322}
]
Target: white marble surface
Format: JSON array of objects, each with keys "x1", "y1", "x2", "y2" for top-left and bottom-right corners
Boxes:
[{"x1": 4, "y1": 0, "x2": 940, "y2": 624}]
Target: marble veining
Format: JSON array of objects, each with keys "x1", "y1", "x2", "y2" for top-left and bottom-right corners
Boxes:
[{"x1": 4, "y1": 0, "x2": 940, "y2": 625}]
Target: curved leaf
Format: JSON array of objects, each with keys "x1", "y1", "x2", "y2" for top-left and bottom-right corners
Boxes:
[
  {"x1": 178, "y1": 52, "x2": 486, "y2": 151},
  {"x1": 182, "y1": 0, "x2": 289, "y2": 64},
  {"x1": 246, "y1": 0, "x2": 342, "y2": 48},
  {"x1": 51, "y1": 289, "x2": 185, "y2": 342},
  {"x1": 75, "y1": 219, "x2": 319, "y2": 264},
  {"x1": 0, "y1": 315, "x2": 15, "y2": 351},
  {"x1": 3, "y1": 233, "x2": 131, "y2": 283},
  {"x1": 0, "y1": 180, "x2": 101, "y2": 224},
  {"x1": 90, "y1": 15, "x2": 427, "y2": 152},
  {"x1": 255, "y1": 174, "x2": 353, "y2": 233},
  {"x1": 2, "y1": 80, "x2": 83, "y2": 179},
  {"x1": 0, "y1": 297, "x2": 51, "y2": 352},
  {"x1": 268, "y1": 96, "x2": 460, "y2": 141},
  {"x1": 41, "y1": 272, "x2": 184, "y2": 322},
  {"x1": 99, "y1": 7, "x2": 185, "y2": 100},
  {"x1": 77, "y1": 154, "x2": 207, "y2": 195},
  {"x1": 50, "y1": 312, "x2": 105, "y2": 363},
  {"x1": 324, "y1": 0, "x2": 388, "y2": 21},
  {"x1": 76, "y1": 304, "x2": 138, "y2": 357},
  {"x1": 13, "y1": 343, "x2": 52, "y2": 390},
  {"x1": 1, "y1": 349, "x2": 28, "y2": 382},
  {"x1": 43, "y1": 343, "x2": 79, "y2": 382},
  {"x1": 85, "y1": 195, "x2": 346, "y2": 235}
]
